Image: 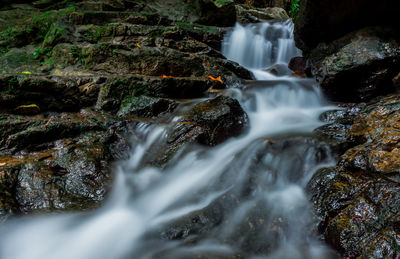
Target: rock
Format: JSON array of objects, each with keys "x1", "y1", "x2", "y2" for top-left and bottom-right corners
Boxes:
[
  {"x1": 288, "y1": 56, "x2": 305, "y2": 72},
  {"x1": 96, "y1": 76, "x2": 217, "y2": 112},
  {"x1": 15, "y1": 104, "x2": 40, "y2": 115},
  {"x1": 117, "y1": 96, "x2": 178, "y2": 118},
  {"x1": 0, "y1": 0, "x2": 253, "y2": 218},
  {"x1": 183, "y1": 95, "x2": 248, "y2": 146},
  {"x1": 142, "y1": 0, "x2": 237, "y2": 27},
  {"x1": 190, "y1": 0, "x2": 237, "y2": 27},
  {"x1": 144, "y1": 95, "x2": 248, "y2": 166},
  {"x1": 0, "y1": 46, "x2": 39, "y2": 74},
  {"x1": 264, "y1": 63, "x2": 292, "y2": 76},
  {"x1": 308, "y1": 94, "x2": 400, "y2": 257},
  {"x1": 308, "y1": 166, "x2": 400, "y2": 258},
  {"x1": 393, "y1": 73, "x2": 400, "y2": 89},
  {"x1": 268, "y1": 0, "x2": 292, "y2": 10},
  {"x1": 235, "y1": 0, "x2": 292, "y2": 9},
  {"x1": 291, "y1": 71, "x2": 307, "y2": 78},
  {"x1": 0, "y1": 74, "x2": 100, "y2": 112},
  {"x1": 0, "y1": 108, "x2": 142, "y2": 214},
  {"x1": 309, "y1": 27, "x2": 400, "y2": 102},
  {"x1": 294, "y1": 0, "x2": 400, "y2": 54},
  {"x1": 340, "y1": 94, "x2": 400, "y2": 174},
  {"x1": 313, "y1": 102, "x2": 365, "y2": 157},
  {"x1": 236, "y1": 5, "x2": 289, "y2": 23},
  {"x1": 42, "y1": 22, "x2": 74, "y2": 48},
  {"x1": 0, "y1": 131, "x2": 111, "y2": 214}
]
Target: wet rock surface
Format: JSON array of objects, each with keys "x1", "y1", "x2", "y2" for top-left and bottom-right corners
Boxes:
[
  {"x1": 309, "y1": 27, "x2": 400, "y2": 102},
  {"x1": 0, "y1": 0, "x2": 251, "y2": 216},
  {"x1": 1, "y1": 0, "x2": 400, "y2": 258},
  {"x1": 143, "y1": 95, "x2": 248, "y2": 167},
  {"x1": 309, "y1": 94, "x2": 400, "y2": 257},
  {"x1": 295, "y1": 1, "x2": 400, "y2": 256}
]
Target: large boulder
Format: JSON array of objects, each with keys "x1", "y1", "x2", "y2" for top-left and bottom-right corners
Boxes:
[
  {"x1": 308, "y1": 94, "x2": 400, "y2": 257},
  {"x1": 143, "y1": 95, "x2": 248, "y2": 167},
  {"x1": 308, "y1": 27, "x2": 400, "y2": 102},
  {"x1": 294, "y1": 0, "x2": 400, "y2": 54},
  {"x1": 0, "y1": 74, "x2": 99, "y2": 113},
  {"x1": 0, "y1": 110, "x2": 128, "y2": 216}
]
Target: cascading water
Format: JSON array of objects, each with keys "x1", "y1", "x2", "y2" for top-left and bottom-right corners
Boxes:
[
  {"x1": 222, "y1": 20, "x2": 301, "y2": 78},
  {"x1": 0, "y1": 20, "x2": 338, "y2": 259}
]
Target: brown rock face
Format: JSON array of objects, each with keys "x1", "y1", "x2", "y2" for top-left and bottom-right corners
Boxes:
[{"x1": 309, "y1": 94, "x2": 400, "y2": 258}]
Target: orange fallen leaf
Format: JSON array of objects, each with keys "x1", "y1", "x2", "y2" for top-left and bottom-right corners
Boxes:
[
  {"x1": 207, "y1": 75, "x2": 223, "y2": 84},
  {"x1": 160, "y1": 74, "x2": 175, "y2": 78},
  {"x1": 136, "y1": 43, "x2": 141, "y2": 49},
  {"x1": 0, "y1": 163, "x2": 6, "y2": 166}
]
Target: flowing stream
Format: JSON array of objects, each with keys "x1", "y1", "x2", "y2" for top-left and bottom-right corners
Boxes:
[{"x1": 0, "y1": 20, "x2": 337, "y2": 259}]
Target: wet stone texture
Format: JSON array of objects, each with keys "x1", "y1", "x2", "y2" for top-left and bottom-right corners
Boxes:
[
  {"x1": 0, "y1": 0, "x2": 254, "y2": 217},
  {"x1": 309, "y1": 94, "x2": 400, "y2": 258},
  {"x1": 308, "y1": 27, "x2": 400, "y2": 102},
  {"x1": 141, "y1": 95, "x2": 249, "y2": 168}
]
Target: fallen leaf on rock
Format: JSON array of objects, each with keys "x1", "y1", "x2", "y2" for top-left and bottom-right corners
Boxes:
[
  {"x1": 160, "y1": 74, "x2": 175, "y2": 78},
  {"x1": 136, "y1": 43, "x2": 141, "y2": 49},
  {"x1": 207, "y1": 75, "x2": 223, "y2": 84}
]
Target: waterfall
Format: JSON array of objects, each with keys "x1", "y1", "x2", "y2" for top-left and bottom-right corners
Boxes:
[
  {"x1": 222, "y1": 20, "x2": 301, "y2": 72},
  {"x1": 0, "y1": 20, "x2": 337, "y2": 259}
]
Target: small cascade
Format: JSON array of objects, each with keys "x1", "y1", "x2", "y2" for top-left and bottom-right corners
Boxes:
[
  {"x1": 222, "y1": 20, "x2": 301, "y2": 70},
  {"x1": 0, "y1": 20, "x2": 337, "y2": 259}
]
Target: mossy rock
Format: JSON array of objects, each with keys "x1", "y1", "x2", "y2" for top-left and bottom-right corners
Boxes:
[
  {"x1": 118, "y1": 96, "x2": 178, "y2": 118},
  {"x1": 0, "y1": 46, "x2": 40, "y2": 73}
]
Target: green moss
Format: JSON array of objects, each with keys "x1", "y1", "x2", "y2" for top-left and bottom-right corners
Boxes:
[
  {"x1": 176, "y1": 22, "x2": 217, "y2": 34},
  {"x1": 289, "y1": 0, "x2": 300, "y2": 22},
  {"x1": 81, "y1": 24, "x2": 120, "y2": 43},
  {"x1": 0, "y1": 7, "x2": 78, "y2": 54},
  {"x1": 214, "y1": 0, "x2": 233, "y2": 7},
  {"x1": 43, "y1": 23, "x2": 67, "y2": 47}
]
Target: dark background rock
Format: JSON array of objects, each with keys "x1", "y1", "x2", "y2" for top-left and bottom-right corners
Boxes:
[
  {"x1": 234, "y1": 0, "x2": 292, "y2": 10},
  {"x1": 294, "y1": 0, "x2": 400, "y2": 54},
  {"x1": 309, "y1": 27, "x2": 400, "y2": 102}
]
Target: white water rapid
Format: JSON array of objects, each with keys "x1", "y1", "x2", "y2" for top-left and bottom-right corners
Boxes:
[{"x1": 0, "y1": 20, "x2": 338, "y2": 259}]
